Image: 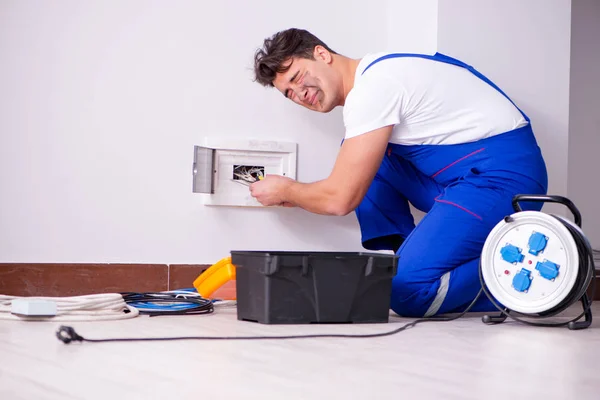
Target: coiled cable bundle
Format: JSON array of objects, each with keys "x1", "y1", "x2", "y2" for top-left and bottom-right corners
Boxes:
[
  {"x1": 121, "y1": 290, "x2": 214, "y2": 316},
  {"x1": 0, "y1": 293, "x2": 139, "y2": 321},
  {"x1": 1, "y1": 290, "x2": 216, "y2": 321}
]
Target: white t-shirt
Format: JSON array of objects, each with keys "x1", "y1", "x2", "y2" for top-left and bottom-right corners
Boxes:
[{"x1": 343, "y1": 53, "x2": 528, "y2": 145}]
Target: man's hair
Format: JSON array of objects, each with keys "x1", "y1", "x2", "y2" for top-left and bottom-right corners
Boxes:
[{"x1": 253, "y1": 28, "x2": 337, "y2": 87}]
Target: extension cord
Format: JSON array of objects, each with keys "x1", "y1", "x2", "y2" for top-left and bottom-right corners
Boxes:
[
  {"x1": 11, "y1": 299, "x2": 57, "y2": 317},
  {"x1": 1, "y1": 290, "x2": 227, "y2": 321},
  {"x1": 0, "y1": 294, "x2": 139, "y2": 321}
]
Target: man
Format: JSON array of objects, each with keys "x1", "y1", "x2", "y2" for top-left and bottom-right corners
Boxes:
[{"x1": 249, "y1": 28, "x2": 548, "y2": 317}]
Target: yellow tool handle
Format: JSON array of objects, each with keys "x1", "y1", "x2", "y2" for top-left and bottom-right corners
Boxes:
[{"x1": 193, "y1": 257, "x2": 237, "y2": 299}]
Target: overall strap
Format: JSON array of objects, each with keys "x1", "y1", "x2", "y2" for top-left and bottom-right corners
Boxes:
[{"x1": 361, "y1": 52, "x2": 530, "y2": 122}]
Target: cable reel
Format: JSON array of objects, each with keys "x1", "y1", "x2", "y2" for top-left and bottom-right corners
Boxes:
[{"x1": 480, "y1": 195, "x2": 595, "y2": 330}]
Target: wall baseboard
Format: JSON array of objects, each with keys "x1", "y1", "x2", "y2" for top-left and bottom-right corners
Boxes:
[
  {"x1": 0, "y1": 263, "x2": 209, "y2": 296},
  {"x1": 2, "y1": 263, "x2": 599, "y2": 304}
]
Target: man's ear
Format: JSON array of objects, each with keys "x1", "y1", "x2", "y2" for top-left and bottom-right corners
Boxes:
[{"x1": 313, "y1": 45, "x2": 333, "y2": 63}]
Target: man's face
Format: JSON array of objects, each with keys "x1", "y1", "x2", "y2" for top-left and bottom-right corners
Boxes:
[{"x1": 272, "y1": 47, "x2": 341, "y2": 113}]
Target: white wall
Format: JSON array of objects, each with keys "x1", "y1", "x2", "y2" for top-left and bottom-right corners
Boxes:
[
  {"x1": 1, "y1": 0, "x2": 434, "y2": 263},
  {"x1": 567, "y1": 0, "x2": 600, "y2": 247},
  {"x1": 385, "y1": 0, "x2": 438, "y2": 54},
  {"x1": 437, "y1": 0, "x2": 573, "y2": 217},
  {"x1": 9, "y1": 1, "x2": 588, "y2": 264}
]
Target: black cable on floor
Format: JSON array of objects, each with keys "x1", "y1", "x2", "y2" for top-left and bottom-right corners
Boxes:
[{"x1": 56, "y1": 289, "x2": 484, "y2": 344}]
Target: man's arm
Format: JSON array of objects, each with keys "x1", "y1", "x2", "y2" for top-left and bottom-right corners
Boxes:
[{"x1": 251, "y1": 125, "x2": 393, "y2": 215}]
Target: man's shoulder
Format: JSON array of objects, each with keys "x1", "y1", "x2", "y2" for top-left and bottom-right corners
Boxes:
[
  {"x1": 345, "y1": 68, "x2": 397, "y2": 111},
  {"x1": 355, "y1": 52, "x2": 399, "y2": 78},
  {"x1": 358, "y1": 51, "x2": 438, "y2": 73}
]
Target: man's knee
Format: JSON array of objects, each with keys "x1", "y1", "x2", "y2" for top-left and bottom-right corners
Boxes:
[{"x1": 390, "y1": 272, "x2": 439, "y2": 318}]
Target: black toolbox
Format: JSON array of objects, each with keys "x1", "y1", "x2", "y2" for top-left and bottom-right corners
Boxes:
[{"x1": 231, "y1": 251, "x2": 398, "y2": 324}]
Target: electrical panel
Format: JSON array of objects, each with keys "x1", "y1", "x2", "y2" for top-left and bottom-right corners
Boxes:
[{"x1": 192, "y1": 138, "x2": 297, "y2": 207}]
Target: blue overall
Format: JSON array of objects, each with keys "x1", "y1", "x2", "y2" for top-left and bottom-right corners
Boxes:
[{"x1": 354, "y1": 53, "x2": 548, "y2": 317}]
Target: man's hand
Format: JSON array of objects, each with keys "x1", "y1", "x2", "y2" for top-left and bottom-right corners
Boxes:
[
  {"x1": 250, "y1": 175, "x2": 294, "y2": 206},
  {"x1": 249, "y1": 125, "x2": 393, "y2": 215}
]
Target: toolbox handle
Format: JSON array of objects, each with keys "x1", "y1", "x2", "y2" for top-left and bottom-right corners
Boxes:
[
  {"x1": 364, "y1": 257, "x2": 374, "y2": 277},
  {"x1": 263, "y1": 255, "x2": 279, "y2": 276}
]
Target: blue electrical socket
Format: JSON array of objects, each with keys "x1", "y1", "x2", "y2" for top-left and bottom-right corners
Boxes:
[
  {"x1": 500, "y1": 244, "x2": 524, "y2": 264},
  {"x1": 528, "y1": 231, "x2": 548, "y2": 256},
  {"x1": 513, "y1": 268, "x2": 532, "y2": 292},
  {"x1": 536, "y1": 260, "x2": 560, "y2": 280}
]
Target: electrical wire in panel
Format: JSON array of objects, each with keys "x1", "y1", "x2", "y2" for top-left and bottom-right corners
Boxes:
[{"x1": 232, "y1": 165, "x2": 264, "y2": 187}]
